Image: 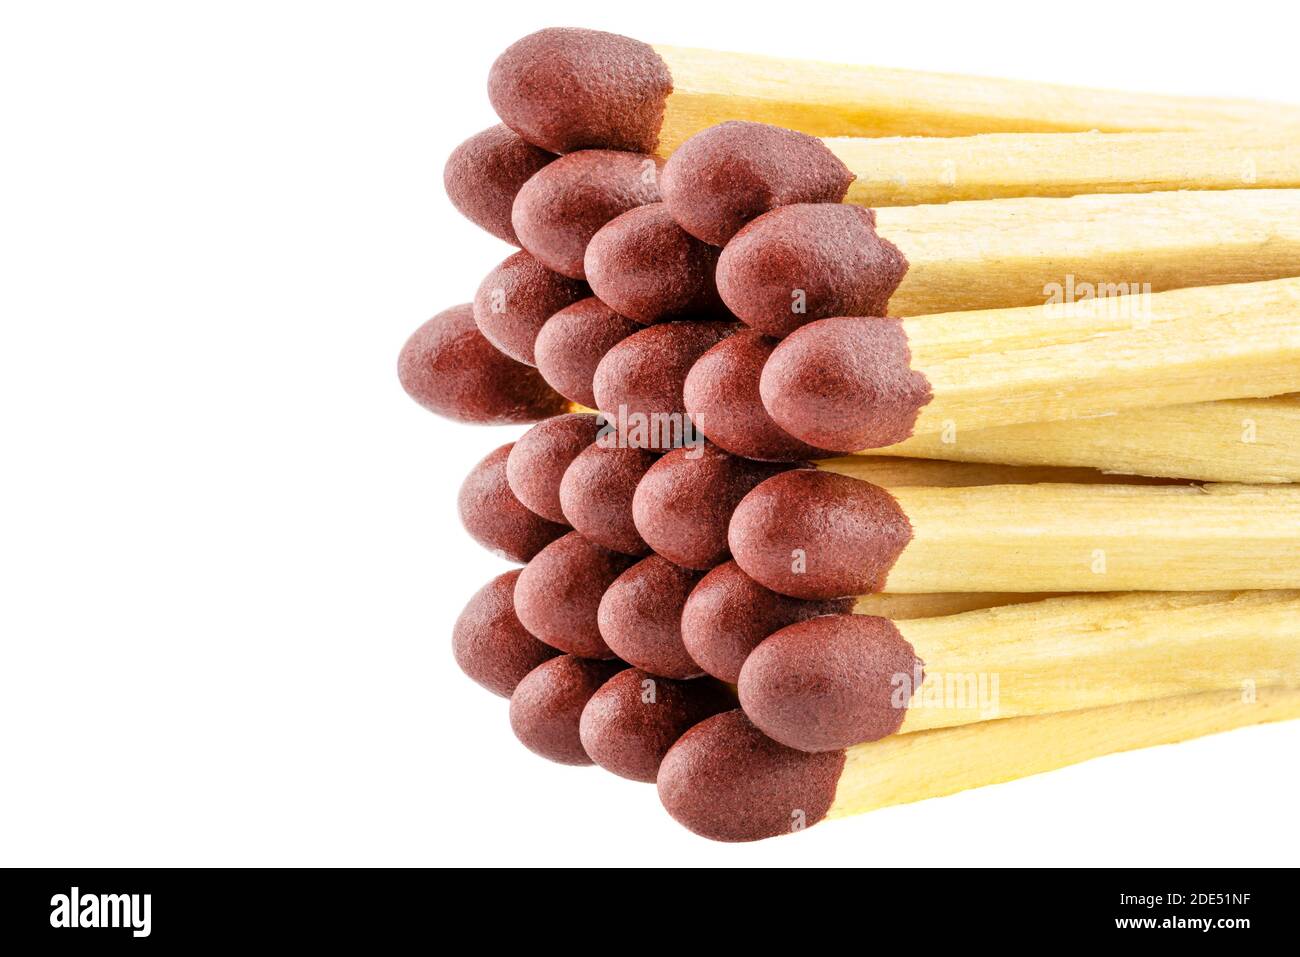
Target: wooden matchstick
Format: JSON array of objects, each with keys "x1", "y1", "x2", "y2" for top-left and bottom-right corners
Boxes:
[
  {"x1": 662, "y1": 122, "x2": 1300, "y2": 244},
  {"x1": 877, "y1": 395, "x2": 1300, "y2": 484},
  {"x1": 715, "y1": 189, "x2": 1300, "y2": 337},
  {"x1": 758, "y1": 277, "x2": 1300, "y2": 451},
  {"x1": 728, "y1": 470, "x2": 1300, "y2": 597},
  {"x1": 737, "y1": 591, "x2": 1300, "y2": 751},
  {"x1": 488, "y1": 29, "x2": 1300, "y2": 156},
  {"x1": 658, "y1": 688, "x2": 1300, "y2": 842}
]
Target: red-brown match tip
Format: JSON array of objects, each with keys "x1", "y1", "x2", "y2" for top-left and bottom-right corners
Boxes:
[
  {"x1": 506, "y1": 413, "x2": 603, "y2": 524},
  {"x1": 728, "y1": 470, "x2": 913, "y2": 599},
  {"x1": 452, "y1": 570, "x2": 561, "y2": 698},
  {"x1": 680, "y1": 561, "x2": 854, "y2": 684},
  {"x1": 716, "y1": 204, "x2": 908, "y2": 338},
  {"x1": 444, "y1": 124, "x2": 554, "y2": 246},
  {"x1": 683, "y1": 328, "x2": 836, "y2": 461},
  {"x1": 473, "y1": 251, "x2": 589, "y2": 366},
  {"x1": 488, "y1": 28, "x2": 673, "y2": 154},
  {"x1": 510, "y1": 655, "x2": 627, "y2": 766},
  {"x1": 657, "y1": 710, "x2": 846, "y2": 842},
  {"x1": 661, "y1": 121, "x2": 855, "y2": 246},
  {"x1": 592, "y1": 320, "x2": 735, "y2": 450},
  {"x1": 632, "y1": 444, "x2": 791, "y2": 570},
  {"x1": 397, "y1": 304, "x2": 568, "y2": 424},
  {"x1": 457, "y1": 443, "x2": 569, "y2": 563},
  {"x1": 579, "y1": 668, "x2": 734, "y2": 782},
  {"x1": 534, "y1": 297, "x2": 642, "y2": 408},
  {"x1": 597, "y1": 555, "x2": 705, "y2": 678},
  {"x1": 584, "y1": 203, "x2": 726, "y2": 323},
  {"x1": 558, "y1": 442, "x2": 658, "y2": 556},
  {"x1": 512, "y1": 150, "x2": 663, "y2": 279},
  {"x1": 514, "y1": 531, "x2": 637, "y2": 658},
  {"x1": 739, "y1": 615, "x2": 922, "y2": 752},
  {"x1": 761, "y1": 317, "x2": 933, "y2": 451}
]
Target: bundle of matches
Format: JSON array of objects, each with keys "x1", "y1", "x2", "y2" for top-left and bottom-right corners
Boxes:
[{"x1": 405, "y1": 26, "x2": 1300, "y2": 843}]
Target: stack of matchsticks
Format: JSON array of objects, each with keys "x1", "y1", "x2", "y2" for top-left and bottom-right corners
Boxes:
[{"x1": 400, "y1": 28, "x2": 1300, "y2": 842}]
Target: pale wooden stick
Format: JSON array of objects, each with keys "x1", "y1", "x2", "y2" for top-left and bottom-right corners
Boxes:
[
  {"x1": 878, "y1": 395, "x2": 1300, "y2": 483},
  {"x1": 895, "y1": 592, "x2": 1300, "y2": 733},
  {"x1": 876, "y1": 189, "x2": 1300, "y2": 316},
  {"x1": 831, "y1": 130, "x2": 1300, "y2": 207},
  {"x1": 655, "y1": 46, "x2": 1300, "y2": 154},
  {"x1": 830, "y1": 685, "x2": 1300, "y2": 821},
  {"x1": 850, "y1": 592, "x2": 1068, "y2": 620},
  {"x1": 887, "y1": 483, "x2": 1300, "y2": 592}
]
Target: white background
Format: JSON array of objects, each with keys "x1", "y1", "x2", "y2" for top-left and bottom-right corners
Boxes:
[{"x1": 2, "y1": 1, "x2": 1297, "y2": 867}]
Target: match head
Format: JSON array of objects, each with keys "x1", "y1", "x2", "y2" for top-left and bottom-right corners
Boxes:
[
  {"x1": 657, "y1": 710, "x2": 846, "y2": 842},
  {"x1": 680, "y1": 561, "x2": 853, "y2": 683},
  {"x1": 716, "y1": 204, "x2": 908, "y2": 338},
  {"x1": 739, "y1": 615, "x2": 922, "y2": 752},
  {"x1": 632, "y1": 445, "x2": 791, "y2": 570},
  {"x1": 473, "y1": 251, "x2": 589, "y2": 365},
  {"x1": 683, "y1": 328, "x2": 835, "y2": 461},
  {"x1": 506, "y1": 413, "x2": 603, "y2": 524},
  {"x1": 452, "y1": 570, "x2": 560, "y2": 697},
  {"x1": 397, "y1": 304, "x2": 568, "y2": 424},
  {"x1": 443, "y1": 124, "x2": 554, "y2": 245},
  {"x1": 584, "y1": 203, "x2": 725, "y2": 323},
  {"x1": 512, "y1": 150, "x2": 663, "y2": 279},
  {"x1": 592, "y1": 320, "x2": 735, "y2": 449},
  {"x1": 514, "y1": 531, "x2": 638, "y2": 658},
  {"x1": 534, "y1": 297, "x2": 641, "y2": 408},
  {"x1": 761, "y1": 317, "x2": 933, "y2": 451},
  {"x1": 558, "y1": 443, "x2": 658, "y2": 556},
  {"x1": 488, "y1": 28, "x2": 673, "y2": 154},
  {"x1": 579, "y1": 668, "x2": 734, "y2": 782},
  {"x1": 457, "y1": 443, "x2": 569, "y2": 563},
  {"x1": 728, "y1": 470, "x2": 913, "y2": 599},
  {"x1": 661, "y1": 121, "x2": 855, "y2": 246},
  {"x1": 597, "y1": 555, "x2": 706, "y2": 679},
  {"x1": 509, "y1": 655, "x2": 627, "y2": 766}
]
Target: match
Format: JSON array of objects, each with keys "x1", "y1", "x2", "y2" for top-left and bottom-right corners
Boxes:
[
  {"x1": 661, "y1": 121, "x2": 1300, "y2": 243},
  {"x1": 488, "y1": 28, "x2": 1300, "y2": 156},
  {"x1": 444, "y1": 124, "x2": 554, "y2": 246},
  {"x1": 716, "y1": 189, "x2": 1300, "y2": 335},
  {"x1": 759, "y1": 277, "x2": 1300, "y2": 451},
  {"x1": 737, "y1": 591, "x2": 1300, "y2": 751},
  {"x1": 658, "y1": 688, "x2": 1300, "y2": 842},
  {"x1": 728, "y1": 469, "x2": 1300, "y2": 597}
]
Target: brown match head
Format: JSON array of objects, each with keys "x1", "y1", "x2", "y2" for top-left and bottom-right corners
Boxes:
[
  {"x1": 632, "y1": 444, "x2": 791, "y2": 570},
  {"x1": 473, "y1": 251, "x2": 589, "y2": 365},
  {"x1": 584, "y1": 203, "x2": 725, "y2": 324},
  {"x1": 558, "y1": 442, "x2": 658, "y2": 556},
  {"x1": 740, "y1": 615, "x2": 922, "y2": 752},
  {"x1": 728, "y1": 469, "x2": 913, "y2": 599},
  {"x1": 511, "y1": 150, "x2": 663, "y2": 279},
  {"x1": 443, "y1": 124, "x2": 554, "y2": 245},
  {"x1": 506, "y1": 413, "x2": 603, "y2": 524},
  {"x1": 397, "y1": 304, "x2": 568, "y2": 424},
  {"x1": 716, "y1": 204, "x2": 908, "y2": 338},
  {"x1": 514, "y1": 531, "x2": 637, "y2": 658},
  {"x1": 761, "y1": 317, "x2": 933, "y2": 451},
  {"x1": 488, "y1": 28, "x2": 673, "y2": 154},
  {"x1": 534, "y1": 297, "x2": 642, "y2": 408},
  {"x1": 509, "y1": 655, "x2": 627, "y2": 766},
  {"x1": 661, "y1": 121, "x2": 855, "y2": 246},
  {"x1": 680, "y1": 561, "x2": 854, "y2": 683},
  {"x1": 592, "y1": 320, "x2": 735, "y2": 450},
  {"x1": 683, "y1": 328, "x2": 835, "y2": 462},
  {"x1": 457, "y1": 443, "x2": 569, "y2": 563},
  {"x1": 657, "y1": 710, "x2": 846, "y2": 842},
  {"x1": 597, "y1": 555, "x2": 706, "y2": 679},
  {"x1": 452, "y1": 570, "x2": 561, "y2": 698},
  {"x1": 579, "y1": 669, "x2": 734, "y2": 782}
]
